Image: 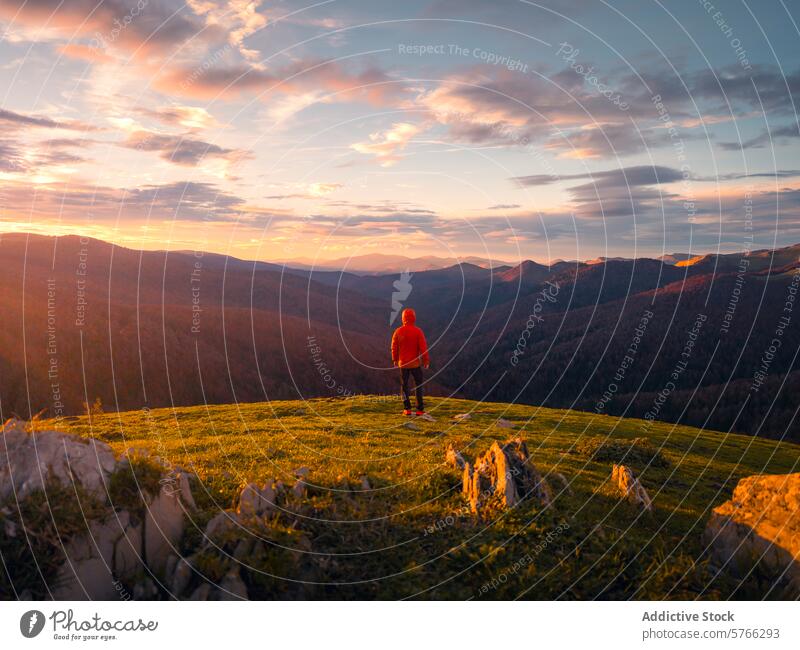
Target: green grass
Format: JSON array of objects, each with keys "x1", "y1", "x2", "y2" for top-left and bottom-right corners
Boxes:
[{"x1": 36, "y1": 396, "x2": 800, "y2": 599}]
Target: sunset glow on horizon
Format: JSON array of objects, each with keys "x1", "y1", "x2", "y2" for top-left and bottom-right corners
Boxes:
[{"x1": 1, "y1": 0, "x2": 799, "y2": 264}]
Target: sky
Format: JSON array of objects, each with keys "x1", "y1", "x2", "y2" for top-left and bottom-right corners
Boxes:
[{"x1": 1, "y1": 0, "x2": 799, "y2": 264}]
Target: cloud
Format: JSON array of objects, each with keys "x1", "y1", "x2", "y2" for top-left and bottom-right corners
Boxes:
[
  {"x1": 719, "y1": 123, "x2": 800, "y2": 150},
  {"x1": 120, "y1": 130, "x2": 251, "y2": 166},
  {"x1": 351, "y1": 122, "x2": 423, "y2": 166},
  {"x1": 0, "y1": 0, "x2": 217, "y2": 58},
  {"x1": 715, "y1": 169, "x2": 800, "y2": 181},
  {"x1": 0, "y1": 107, "x2": 60, "y2": 128},
  {"x1": 416, "y1": 67, "x2": 680, "y2": 158},
  {"x1": 637, "y1": 64, "x2": 800, "y2": 117},
  {"x1": 0, "y1": 139, "x2": 26, "y2": 173},
  {"x1": 423, "y1": 0, "x2": 590, "y2": 26},
  {"x1": 0, "y1": 178, "x2": 246, "y2": 223},
  {"x1": 308, "y1": 182, "x2": 342, "y2": 196},
  {"x1": 0, "y1": 107, "x2": 96, "y2": 131},
  {"x1": 265, "y1": 182, "x2": 343, "y2": 200},
  {"x1": 323, "y1": 200, "x2": 436, "y2": 215},
  {"x1": 514, "y1": 165, "x2": 800, "y2": 189},
  {"x1": 513, "y1": 165, "x2": 685, "y2": 188},
  {"x1": 132, "y1": 105, "x2": 220, "y2": 130},
  {"x1": 415, "y1": 61, "x2": 800, "y2": 159},
  {"x1": 186, "y1": 0, "x2": 268, "y2": 61},
  {"x1": 58, "y1": 43, "x2": 114, "y2": 63},
  {"x1": 0, "y1": 135, "x2": 90, "y2": 178},
  {"x1": 155, "y1": 57, "x2": 404, "y2": 105},
  {"x1": 5, "y1": 173, "x2": 796, "y2": 256},
  {"x1": 514, "y1": 164, "x2": 685, "y2": 221},
  {"x1": 664, "y1": 186, "x2": 800, "y2": 247}
]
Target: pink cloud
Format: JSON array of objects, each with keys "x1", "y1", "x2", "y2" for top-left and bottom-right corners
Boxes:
[
  {"x1": 155, "y1": 58, "x2": 405, "y2": 106},
  {"x1": 0, "y1": 0, "x2": 221, "y2": 58}
]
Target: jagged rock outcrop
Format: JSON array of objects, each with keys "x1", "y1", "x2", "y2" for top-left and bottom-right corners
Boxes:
[
  {"x1": 162, "y1": 475, "x2": 313, "y2": 600},
  {"x1": 462, "y1": 438, "x2": 551, "y2": 514},
  {"x1": 217, "y1": 568, "x2": 249, "y2": 600},
  {"x1": 611, "y1": 464, "x2": 652, "y2": 511},
  {"x1": 0, "y1": 418, "x2": 116, "y2": 501},
  {"x1": 237, "y1": 482, "x2": 277, "y2": 517},
  {"x1": 704, "y1": 473, "x2": 800, "y2": 595},
  {"x1": 445, "y1": 443, "x2": 466, "y2": 469},
  {"x1": 1, "y1": 420, "x2": 195, "y2": 599},
  {"x1": 52, "y1": 479, "x2": 190, "y2": 599}
]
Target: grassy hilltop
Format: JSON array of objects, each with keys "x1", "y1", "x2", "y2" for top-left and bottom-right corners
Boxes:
[{"x1": 45, "y1": 396, "x2": 800, "y2": 599}]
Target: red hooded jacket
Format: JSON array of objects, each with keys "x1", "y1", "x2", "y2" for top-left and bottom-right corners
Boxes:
[{"x1": 391, "y1": 308, "x2": 430, "y2": 369}]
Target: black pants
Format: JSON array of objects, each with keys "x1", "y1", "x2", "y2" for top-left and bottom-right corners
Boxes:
[{"x1": 400, "y1": 366, "x2": 424, "y2": 411}]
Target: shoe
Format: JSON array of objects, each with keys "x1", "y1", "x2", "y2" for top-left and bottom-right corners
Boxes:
[
  {"x1": 403, "y1": 409, "x2": 412, "y2": 416},
  {"x1": 415, "y1": 410, "x2": 425, "y2": 416}
]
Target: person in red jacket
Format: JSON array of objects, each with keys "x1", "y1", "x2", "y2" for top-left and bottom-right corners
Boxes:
[{"x1": 391, "y1": 308, "x2": 430, "y2": 416}]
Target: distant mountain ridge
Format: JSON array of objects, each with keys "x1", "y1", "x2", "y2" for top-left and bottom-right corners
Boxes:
[
  {"x1": 276, "y1": 249, "x2": 771, "y2": 274},
  {"x1": 1, "y1": 232, "x2": 799, "y2": 440},
  {"x1": 274, "y1": 253, "x2": 516, "y2": 275}
]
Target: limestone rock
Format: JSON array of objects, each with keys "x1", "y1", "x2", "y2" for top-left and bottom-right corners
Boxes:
[
  {"x1": 293, "y1": 466, "x2": 310, "y2": 478},
  {"x1": 189, "y1": 583, "x2": 212, "y2": 600},
  {"x1": 496, "y1": 418, "x2": 516, "y2": 429},
  {"x1": 144, "y1": 487, "x2": 185, "y2": 572},
  {"x1": 52, "y1": 517, "x2": 121, "y2": 599},
  {"x1": 453, "y1": 413, "x2": 471, "y2": 422},
  {"x1": 418, "y1": 413, "x2": 436, "y2": 422},
  {"x1": 233, "y1": 538, "x2": 255, "y2": 562},
  {"x1": 403, "y1": 420, "x2": 419, "y2": 431},
  {"x1": 236, "y1": 482, "x2": 276, "y2": 517},
  {"x1": 4, "y1": 517, "x2": 17, "y2": 538},
  {"x1": 170, "y1": 558, "x2": 193, "y2": 595},
  {"x1": 462, "y1": 438, "x2": 550, "y2": 514},
  {"x1": 54, "y1": 556, "x2": 115, "y2": 600},
  {"x1": 177, "y1": 471, "x2": 197, "y2": 510},
  {"x1": 237, "y1": 483, "x2": 261, "y2": 516},
  {"x1": 54, "y1": 487, "x2": 184, "y2": 597},
  {"x1": 164, "y1": 554, "x2": 177, "y2": 582},
  {"x1": 360, "y1": 474, "x2": 371, "y2": 490},
  {"x1": 292, "y1": 479, "x2": 307, "y2": 498},
  {"x1": 258, "y1": 483, "x2": 277, "y2": 512},
  {"x1": 704, "y1": 473, "x2": 800, "y2": 594},
  {"x1": 1, "y1": 422, "x2": 193, "y2": 598},
  {"x1": 133, "y1": 577, "x2": 158, "y2": 600},
  {"x1": 445, "y1": 443, "x2": 466, "y2": 470},
  {"x1": 204, "y1": 511, "x2": 239, "y2": 540},
  {"x1": 0, "y1": 423, "x2": 116, "y2": 501},
  {"x1": 611, "y1": 464, "x2": 652, "y2": 511},
  {"x1": 217, "y1": 568, "x2": 248, "y2": 600},
  {"x1": 111, "y1": 510, "x2": 142, "y2": 578}
]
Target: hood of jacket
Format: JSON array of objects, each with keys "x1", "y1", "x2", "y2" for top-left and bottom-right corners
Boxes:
[{"x1": 401, "y1": 308, "x2": 416, "y2": 325}]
